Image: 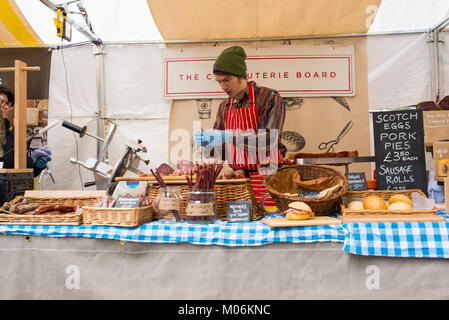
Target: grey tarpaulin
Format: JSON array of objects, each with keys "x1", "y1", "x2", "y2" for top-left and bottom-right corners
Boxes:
[{"x1": 0, "y1": 234, "x2": 448, "y2": 299}]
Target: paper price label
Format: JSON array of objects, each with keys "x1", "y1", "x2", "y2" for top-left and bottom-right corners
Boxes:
[
  {"x1": 186, "y1": 202, "x2": 215, "y2": 216},
  {"x1": 159, "y1": 197, "x2": 180, "y2": 211}
]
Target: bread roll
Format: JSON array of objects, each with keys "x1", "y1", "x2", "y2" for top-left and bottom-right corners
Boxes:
[
  {"x1": 286, "y1": 201, "x2": 313, "y2": 220},
  {"x1": 347, "y1": 201, "x2": 364, "y2": 211},
  {"x1": 388, "y1": 201, "x2": 412, "y2": 211},
  {"x1": 285, "y1": 209, "x2": 311, "y2": 220},
  {"x1": 363, "y1": 195, "x2": 388, "y2": 210},
  {"x1": 388, "y1": 194, "x2": 413, "y2": 208},
  {"x1": 288, "y1": 201, "x2": 312, "y2": 212}
]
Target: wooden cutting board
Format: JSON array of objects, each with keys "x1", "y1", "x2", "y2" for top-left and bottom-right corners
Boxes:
[
  {"x1": 338, "y1": 213, "x2": 446, "y2": 223},
  {"x1": 262, "y1": 216, "x2": 342, "y2": 228}
]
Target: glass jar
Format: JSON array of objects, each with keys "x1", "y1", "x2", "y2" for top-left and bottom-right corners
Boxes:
[
  {"x1": 153, "y1": 187, "x2": 183, "y2": 223},
  {"x1": 185, "y1": 190, "x2": 217, "y2": 224}
]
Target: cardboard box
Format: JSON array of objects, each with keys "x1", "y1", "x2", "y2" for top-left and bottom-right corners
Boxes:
[
  {"x1": 433, "y1": 141, "x2": 449, "y2": 177},
  {"x1": 26, "y1": 107, "x2": 39, "y2": 126}
]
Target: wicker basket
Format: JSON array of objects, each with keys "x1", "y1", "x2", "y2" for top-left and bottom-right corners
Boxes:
[
  {"x1": 263, "y1": 165, "x2": 348, "y2": 216},
  {"x1": 82, "y1": 205, "x2": 153, "y2": 227},
  {"x1": 0, "y1": 195, "x2": 102, "y2": 225},
  {"x1": 23, "y1": 196, "x2": 100, "y2": 206},
  {"x1": 340, "y1": 189, "x2": 437, "y2": 215},
  {"x1": 149, "y1": 179, "x2": 263, "y2": 221}
]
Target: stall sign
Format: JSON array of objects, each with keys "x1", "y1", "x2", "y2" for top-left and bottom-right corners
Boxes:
[
  {"x1": 163, "y1": 45, "x2": 355, "y2": 99},
  {"x1": 345, "y1": 172, "x2": 367, "y2": 191},
  {"x1": 372, "y1": 110, "x2": 427, "y2": 193}
]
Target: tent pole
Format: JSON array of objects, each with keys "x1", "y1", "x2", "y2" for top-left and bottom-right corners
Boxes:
[
  {"x1": 434, "y1": 16, "x2": 449, "y2": 100},
  {"x1": 435, "y1": 29, "x2": 442, "y2": 101},
  {"x1": 429, "y1": 14, "x2": 449, "y2": 102},
  {"x1": 427, "y1": 30, "x2": 437, "y2": 102},
  {"x1": 97, "y1": 29, "x2": 433, "y2": 46},
  {"x1": 93, "y1": 44, "x2": 106, "y2": 162}
]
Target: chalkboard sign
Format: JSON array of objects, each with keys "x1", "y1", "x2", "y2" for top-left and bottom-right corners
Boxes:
[
  {"x1": 345, "y1": 172, "x2": 367, "y2": 191},
  {"x1": 372, "y1": 109, "x2": 427, "y2": 193},
  {"x1": 227, "y1": 201, "x2": 252, "y2": 223}
]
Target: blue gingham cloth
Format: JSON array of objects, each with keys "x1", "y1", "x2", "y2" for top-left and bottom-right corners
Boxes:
[
  {"x1": 342, "y1": 211, "x2": 449, "y2": 258},
  {"x1": 0, "y1": 214, "x2": 344, "y2": 247},
  {"x1": 0, "y1": 212, "x2": 448, "y2": 258}
]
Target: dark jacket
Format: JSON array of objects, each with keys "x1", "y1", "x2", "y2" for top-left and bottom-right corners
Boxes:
[{"x1": 1, "y1": 118, "x2": 42, "y2": 177}]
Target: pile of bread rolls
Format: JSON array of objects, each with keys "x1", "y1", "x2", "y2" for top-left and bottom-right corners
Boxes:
[{"x1": 347, "y1": 194, "x2": 413, "y2": 211}]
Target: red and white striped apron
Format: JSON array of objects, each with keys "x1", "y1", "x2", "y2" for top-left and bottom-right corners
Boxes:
[{"x1": 225, "y1": 82, "x2": 282, "y2": 207}]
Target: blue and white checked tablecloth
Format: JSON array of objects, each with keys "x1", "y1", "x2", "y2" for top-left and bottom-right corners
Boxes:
[
  {"x1": 342, "y1": 211, "x2": 449, "y2": 258},
  {"x1": 0, "y1": 212, "x2": 448, "y2": 259}
]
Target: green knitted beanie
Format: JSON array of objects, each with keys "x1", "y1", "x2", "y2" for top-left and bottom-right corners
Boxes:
[{"x1": 213, "y1": 46, "x2": 247, "y2": 78}]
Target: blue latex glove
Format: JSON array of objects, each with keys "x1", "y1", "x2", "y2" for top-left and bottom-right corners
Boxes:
[
  {"x1": 35, "y1": 156, "x2": 51, "y2": 169},
  {"x1": 428, "y1": 168, "x2": 445, "y2": 203},
  {"x1": 32, "y1": 146, "x2": 52, "y2": 168},
  {"x1": 193, "y1": 131, "x2": 207, "y2": 146},
  {"x1": 203, "y1": 130, "x2": 230, "y2": 146},
  {"x1": 193, "y1": 130, "x2": 230, "y2": 147}
]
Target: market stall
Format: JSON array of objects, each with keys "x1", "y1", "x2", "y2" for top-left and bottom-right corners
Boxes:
[{"x1": 1, "y1": 0, "x2": 449, "y2": 301}]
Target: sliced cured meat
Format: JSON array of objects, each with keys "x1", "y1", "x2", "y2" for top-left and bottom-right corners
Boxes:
[
  {"x1": 177, "y1": 160, "x2": 194, "y2": 175},
  {"x1": 157, "y1": 163, "x2": 175, "y2": 175}
]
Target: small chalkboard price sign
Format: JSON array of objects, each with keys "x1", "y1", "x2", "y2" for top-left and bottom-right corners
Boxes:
[
  {"x1": 227, "y1": 201, "x2": 252, "y2": 223},
  {"x1": 345, "y1": 172, "x2": 367, "y2": 191},
  {"x1": 372, "y1": 109, "x2": 427, "y2": 193}
]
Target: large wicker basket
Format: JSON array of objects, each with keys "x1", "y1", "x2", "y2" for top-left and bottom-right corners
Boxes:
[
  {"x1": 263, "y1": 164, "x2": 348, "y2": 216},
  {"x1": 148, "y1": 179, "x2": 263, "y2": 221},
  {"x1": 0, "y1": 195, "x2": 102, "y2": 225}
]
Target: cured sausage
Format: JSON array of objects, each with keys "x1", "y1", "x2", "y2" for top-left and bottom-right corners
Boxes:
[
  {"x1": 40, "y1": 211, "x2": 64, "y2": 216},
  {"x1": 15, "y1": 204, "x2": 40, "y2": 215},
  {"x1": 54, "y1": 204, "x2": 77, "y2": 212},
  {"x1": 35, "y1": 205, "x2": 57, "y2": 214}
]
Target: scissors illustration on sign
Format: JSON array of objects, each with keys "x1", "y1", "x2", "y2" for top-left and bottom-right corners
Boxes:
[{"x1": 319, "y1": 120, "x2": 354, "y2": 152}]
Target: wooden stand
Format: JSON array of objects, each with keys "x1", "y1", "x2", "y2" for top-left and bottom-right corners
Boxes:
[
  {"x1": 0, "y1": 60, "x2": 40, "y2": 169},
  {"x1": 445, "y1": 177, "x2": 449, "y2": 214},
  {"x1": 425, "y1": 141, "x2": 449, "y2": 212}
]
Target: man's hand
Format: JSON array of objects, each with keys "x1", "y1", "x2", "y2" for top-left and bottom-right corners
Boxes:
[
  {"x1": 32, "y1": 146, "x2": 52, "y2": 169},
  {"x1": 194, "y1": 130, "x2": 230, "y2": 147},
  {"x1": 193, "y1": 131, "x2": 207, "y2": 146}
]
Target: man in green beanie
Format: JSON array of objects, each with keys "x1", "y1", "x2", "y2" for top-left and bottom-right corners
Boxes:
[{"x1": 193, "y1": 46, "x2": 286, "y2": 205}]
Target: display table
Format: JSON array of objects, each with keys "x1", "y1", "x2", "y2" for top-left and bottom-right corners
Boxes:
[
  {"x1": 0, "y1": 212, "x2": 448, "y2": 258},
  {"x1": 1, "y1": 213, "x2": 449, "y2": 299},
  {"x1": 1, "y1": 236, "x2": 449, "y2": 299}
]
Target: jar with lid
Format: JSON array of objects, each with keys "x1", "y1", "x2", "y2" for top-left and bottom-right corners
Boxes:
[
  {"x1": 185, "y1": 190, "x2": 217, "y2": 224},
  {"x1": 153, "y1": 187, "x2": 183, "y2": 223}
]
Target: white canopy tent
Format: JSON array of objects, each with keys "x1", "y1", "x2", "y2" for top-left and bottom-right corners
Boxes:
[{"x1": 1, "y1": 0, "x2": 449, "y2": 189}]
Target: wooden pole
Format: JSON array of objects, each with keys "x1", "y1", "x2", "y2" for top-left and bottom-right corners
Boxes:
[
  {"x1": 14, "y1": 60, "x2": 28, "y2": 169},
  {"x1": 0, "y1": 60, "x2": 40, "y2": 170}
]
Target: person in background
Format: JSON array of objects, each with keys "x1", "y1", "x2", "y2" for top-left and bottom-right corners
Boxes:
[
  {"x1": 193, "y1": 46, "x2": 286, "y2": 207},
  {"x1": 428, "y1": 168, "x2": 445, "y2": 204},
  {"x1": 0, "y1": 85, "x2": 51, "y2": 176}
]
